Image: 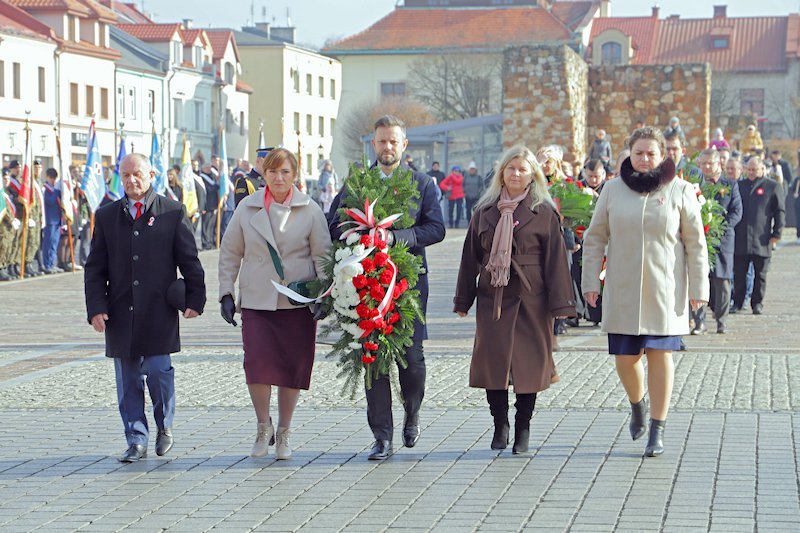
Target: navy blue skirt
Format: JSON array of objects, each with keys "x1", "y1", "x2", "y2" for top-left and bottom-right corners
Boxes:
[{"x1": 608, "y1": 334, "x2": 682, "y2": 355}]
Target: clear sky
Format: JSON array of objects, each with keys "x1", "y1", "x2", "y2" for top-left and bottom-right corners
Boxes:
[{"x1": 144, "y1": 0, "x2": 800, "y2": 49}]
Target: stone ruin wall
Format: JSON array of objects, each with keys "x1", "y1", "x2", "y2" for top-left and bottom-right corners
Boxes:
[
  {"x1": 503, "y1": 45, "x2": 711, "y2": 165},
  {"x1": 588, "y1": 64, "x2": 711, "y2": 155},
  {"x1": 503, "y1": 44, "x2": 588, "y2": 164}
]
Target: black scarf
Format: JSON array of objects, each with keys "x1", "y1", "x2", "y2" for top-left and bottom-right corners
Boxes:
[{"x1": 619, "y1": 157, "x2": 676, "y2": 194}]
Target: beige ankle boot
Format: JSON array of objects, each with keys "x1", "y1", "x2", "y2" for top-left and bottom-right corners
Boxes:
[
  {"x1": 275, "y1": 427, "x2": 292, "y2": 460},
  {"x1": 251, "y1": 420, "x2": 275, "y2": 458}
]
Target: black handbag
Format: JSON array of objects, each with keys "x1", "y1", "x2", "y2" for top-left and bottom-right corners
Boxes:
[{"x1": 265, "y1": 240, "x2": 315, "y2": 306}]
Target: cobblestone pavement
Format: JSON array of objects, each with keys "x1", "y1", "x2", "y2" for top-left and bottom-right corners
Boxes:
[{"x1": 1, "y1": 230, "x2": 800, "y2": 531}]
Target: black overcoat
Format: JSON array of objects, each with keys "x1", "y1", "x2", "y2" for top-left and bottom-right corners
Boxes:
[
  {"x1": 328, "y1": 168, "x2": 446, "y2": 343},
  {"x1": 734, "y1": 177, "x2": 785, "y2": 258},
  {"x1": 707, "y1": 177, "x2": 742, "y2": 279},
  {"x1": 84, "y1": 188, "x2": 206, "y2": 358}
]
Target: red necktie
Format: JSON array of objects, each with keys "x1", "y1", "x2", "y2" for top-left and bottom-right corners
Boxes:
[{"x1": 134, "y1": 201, "x2": 143, "y2": 220}]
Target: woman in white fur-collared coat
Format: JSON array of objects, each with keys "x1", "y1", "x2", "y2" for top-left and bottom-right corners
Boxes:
[{"x1": 582, "y1": 126, "x2": 709, "y2": 458}]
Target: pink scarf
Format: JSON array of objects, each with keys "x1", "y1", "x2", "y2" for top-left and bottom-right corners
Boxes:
[{"x1": 485, "y1": 186, "x2": 529, "y2": 287}]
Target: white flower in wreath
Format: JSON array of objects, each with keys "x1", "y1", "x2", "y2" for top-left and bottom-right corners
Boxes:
[
  {"x1": 352, "y1": 244, "x2": 365, "y2": 256},
  {"x1": 697, "y1": 194, "x2": 706, "y2": 206},
  {"x1": 348, "y1": 341, "x2": 362, "y2": 350},
  {"x1": 346, "y1": 233, "x2": 361, "y2": 245},
  {"x1": 335, "y1": 247, "x2": 352, "y2": 261}
]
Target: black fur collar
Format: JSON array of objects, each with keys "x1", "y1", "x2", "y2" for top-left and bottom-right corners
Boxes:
[{"x1": 620, "y1": 157, "x2": 676, "y2": 194}]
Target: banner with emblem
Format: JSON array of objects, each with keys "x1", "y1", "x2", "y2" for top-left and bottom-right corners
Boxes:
[
  {"x1": 179, "y1": 136, "x2": 199, "y2": 218},
  {"x1": 80, "y1": 120, "x2": 105, "y2": 213}
]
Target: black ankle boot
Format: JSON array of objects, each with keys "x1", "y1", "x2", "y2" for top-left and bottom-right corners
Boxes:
[
  {"x1": 486, "y1": 389, "x2": 509, "y2": 450},
  {"x1": 512, "y1": 393, "x2": 536, "y2": 454},
  {"x1": 630, "y1": 399, "x2": 647, "y2": 441},
  {"x1": 645, "y1": 419, "x2": 665, "y2": 457}
]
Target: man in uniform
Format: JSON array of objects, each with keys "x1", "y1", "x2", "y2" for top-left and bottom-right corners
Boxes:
[
  {"x1": 24, "y1": 160, "x2": 44, "y2": 277},
  {"x1": 0, "y1": 168, "x2": 19, "y2": 281},
  {"x1": 85, "y1": 153, "x2": 206, "y2": 462},
  {"x1": 329, "y1": 115, "x2": 446, "y2": 460},
  {"x1": 5, "y1": 160, "x2": 26, "y2": 278},
  {"x1": 234, "y1": 147, "x2": 269, "y2": 207}
]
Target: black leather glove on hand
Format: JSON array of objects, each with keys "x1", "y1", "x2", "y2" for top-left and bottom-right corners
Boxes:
[
  {"x1": 312, "y1": 301, "x2": 330, "y2": 321},
  {"x1": 220, "y1": 294, "x2": 238, "y2": 327}
]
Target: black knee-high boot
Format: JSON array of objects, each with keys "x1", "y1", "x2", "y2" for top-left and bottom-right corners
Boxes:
[
  {"x1": 513, "y1": 392, "x2": 537, "y2": 454},
  {"x1": 486, "y1": 389, "x2": 509, "y2": 450}
]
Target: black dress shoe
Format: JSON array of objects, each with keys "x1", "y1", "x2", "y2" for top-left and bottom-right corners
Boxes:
[
  {"x1": 367, "y1": 440, "x2": 393, "y2": 460},
  {"x1": 716, "y1": 322, "x2": 726, "y2": 334},
  {"x1": 690, "y1": 322, "x2": 707, "y2": 335},
  {"x1": 119, "y1": 444, "x2": 147, "y2": 463},
  {"x1": 403, "y1": 414, "x2": 420, "y2": 448},
  {"x1": 156, "y1": 428, "x2": 173, "y2": 456},
  {"x1": 752, "y1": 303, "x2": 763, "y2": 315},
  {"x1": 729, "y1": 305, "x2": 741, "y2": 314}
]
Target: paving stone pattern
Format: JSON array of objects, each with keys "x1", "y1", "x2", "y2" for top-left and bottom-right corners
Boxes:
[{"x1": 1, "y1": 231, "x2": 800, "y2": 531}]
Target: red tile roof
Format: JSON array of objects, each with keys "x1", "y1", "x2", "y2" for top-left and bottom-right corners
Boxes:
[
  {"x1": 588, "y1": 16, "x2": 660, "y2": 63},
  {"x1": 205, "y1": 29, "x2": 238, "y2": 61},
  {"x1": 551, "y1": 1, "x2": 597, "y2": 31},
  {"x1": 109, "y1": 1, "x2": 151, "y2": 23},
  {"x1": 180, "y1": 28, "x2": 208, "y2": 47},
  {"x1": 117, "y1": 23, "x2": 182, "y2": 42},
  {"x1": 236, "y1": 79, "x2": 253, "y2": 94},
  {"x1": 7, "y1": 0, "x2": 90, "y2": 15},
  {"x1": 0, "y1": 1, "x2": 57, "y2": 40},
  {"x1": 589, "y1": 13, "x2": 795, "y2": 72},
  {"x1": 325, "y1": 6, "x2": 577, "y2": 53}
]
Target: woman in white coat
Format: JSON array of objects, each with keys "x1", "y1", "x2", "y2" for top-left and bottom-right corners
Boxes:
[{"x1": 581, "y1": 126, "x2": 709, "y2": 457}]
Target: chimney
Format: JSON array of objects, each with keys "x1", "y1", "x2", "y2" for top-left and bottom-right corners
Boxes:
[
  {"x1": 713, "y1": 5, "x2": 727, "y2": 18},
  {"x1": 651, "y1": 5, "x2": 660, "y2": 18},
  {"x1": 183, "y1": 18, "x2": 193, "y2": 29},
  {"x1": 668, "y1": 14, "x2": 680, "y2": 20},
  {"x1": 270, "y1": 26, "x2": 295, "y2": 44},
  {"x1": 254, "y1": 22, "x2": 271, "y2": 38},
  {"x1": 599, "y1": 0, "x2": 610, "y2": 18}
]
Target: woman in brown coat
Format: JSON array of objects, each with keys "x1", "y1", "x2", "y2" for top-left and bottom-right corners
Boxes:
[{"x1": 454, "y1": 145, "x2": 576, "y2": 454}]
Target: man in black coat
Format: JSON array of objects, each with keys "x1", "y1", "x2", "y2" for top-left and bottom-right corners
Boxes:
[
  {"x1": 85, "y1": 153, "x2": 206, "y2": 463},
  {"x1": 732, "y1": 156, "x2": 785, "y2": 314},
  {"x1": 329, "y1": 115, "x2": 446, "y2": 460},
  {"x1": 691, "y1": 149, "x2": 742, "y2": 334}
]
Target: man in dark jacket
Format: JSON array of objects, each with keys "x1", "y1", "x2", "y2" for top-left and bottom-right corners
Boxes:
[
  {"x1": 732, "y1": 156, "x2": 785, "y2": 314},
  {"x1": 691, "y1": 149, "x2": 742, "y2": 334},
  {"x1": 462, "y1": 161, "x2": 484, "y2": 222},
  {"x1": 85, "y1": 153, "x2": 206, "y2": 463},
  {"x1": 329, "y1": 115, "x2": 446, "y2": 460},
  {"x1": 199, "y1": 163, "x2": 219, "y2": 250}
]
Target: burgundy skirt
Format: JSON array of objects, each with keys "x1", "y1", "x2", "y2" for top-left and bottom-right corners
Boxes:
[{"x1": 241, "y1": 307, "x2": 316, "y2": 389}]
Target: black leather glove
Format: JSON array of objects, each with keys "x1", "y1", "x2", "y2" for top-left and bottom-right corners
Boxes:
[
  {"x1": 312, "y1": 301, "x2": 330, "y2": 321},
  {"x1": 220, "y1": 294, "x2": 238, "y2": 326}
]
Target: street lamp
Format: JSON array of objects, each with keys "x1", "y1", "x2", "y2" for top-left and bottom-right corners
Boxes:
[{"x1": 317, "y1": 143, "x2": 324, "y2": 160}]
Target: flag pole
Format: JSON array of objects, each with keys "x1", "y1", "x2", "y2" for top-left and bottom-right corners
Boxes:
[
  {"x1": 19, "y1": 118, "x2": 31, "y2": 280},
  {"x1": 215, "y1": 126, "x2": 223, "y2": 249},
  {"x1": 54, "y1": 123, "x2": 75, "y2": 273}
]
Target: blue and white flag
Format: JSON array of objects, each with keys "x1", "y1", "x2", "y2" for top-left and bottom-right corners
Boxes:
[
  {"x1": 107, "y1": 136, "x2": 126, "y2": 201},
  {"x1": 150, "y1": 127, "x2": 167, "y2": 196},
  {"x1": 218, "y1": 127, "x2": 230, "y2": 203},
  {"x1": 81, "y1": 120, "x2": 105, "y2": 213}
]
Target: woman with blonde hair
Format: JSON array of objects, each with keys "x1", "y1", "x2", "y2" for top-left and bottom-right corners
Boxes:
[
  {"x1": 536, "y1": 145, "x2": 568, "y2": 183},
  {"x1": 454, "y1": 145, "x2": 576, "y2": 454}
]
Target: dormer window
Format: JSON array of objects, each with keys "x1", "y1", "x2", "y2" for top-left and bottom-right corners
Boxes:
[
  {"x1": 172, "y1": 41, "x2": 183, "y2": 64},
  {"x1": 601, "y1": 42, "x2": 622, "y2": 65},
  {"x1": 224, "y1": 62, "x2": 234, "y2": 84},
  {"x1": 712, "y1": 36, "x2": 729, "y2": 49},
  {"x1": 193, "y1": 46, "x2": 203, "y2": 68}
]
